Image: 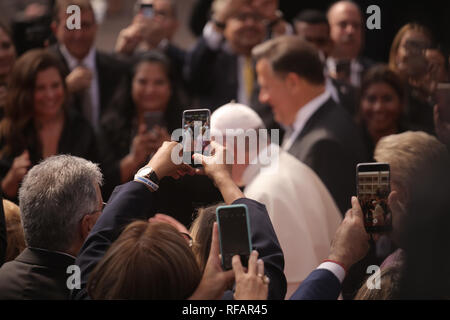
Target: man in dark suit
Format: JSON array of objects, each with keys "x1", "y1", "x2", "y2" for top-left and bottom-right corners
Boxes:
[
  {"x1": 0, "y1": 155, "x2": 104, "y2": 299},
  {"x1": 290, "y1": 196, "x2": 370, "y2": 300},
  {"x1": 72, "y1": 141, "x2": 286, "y2": 300},
  {"x1": 49, "y1": 0, "x2": 127, "y2": 131},
  {"x1": 326, "y1": 1, "x2": 375, "y2": 88},
  {"x1": 253, "y1": 35, "x2": 368, "y2": 214}
]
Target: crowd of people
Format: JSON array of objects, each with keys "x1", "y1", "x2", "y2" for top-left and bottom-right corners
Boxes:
[{"x1": 0, "y1": 0, "x2": 449, "y2": 300}]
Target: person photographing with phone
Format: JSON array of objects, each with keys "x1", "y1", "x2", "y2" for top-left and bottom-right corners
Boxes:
[{"x1": 72, "y1": 140, "x2": 286, "y2": 300}]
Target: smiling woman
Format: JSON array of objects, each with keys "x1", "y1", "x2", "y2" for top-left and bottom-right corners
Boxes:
[
  {"x1": 0, "y1": 49, "x2": 99, "y2": 202},
  {"x1": 357, "y1": 64, "x2": 408, "y2": 160}
]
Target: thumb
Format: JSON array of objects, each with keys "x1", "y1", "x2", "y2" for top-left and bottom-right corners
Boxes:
[
  {"x1": 192, "y1": 153, "x2": 206, "y2": 167},
  {"x1": 351, "y1": 196, "x2": 364, "y2": 220}
]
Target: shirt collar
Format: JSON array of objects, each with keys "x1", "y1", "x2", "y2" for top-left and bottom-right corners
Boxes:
[
  {"x1": 59, "y1": 45, "x2": 96, "y2": 70},
  {"x1": 292, "y1": 89, "x2": 331, "y2": 134}
]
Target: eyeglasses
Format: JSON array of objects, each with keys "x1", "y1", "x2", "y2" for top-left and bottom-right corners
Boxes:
[
  {"x1": 86, "y1": 202, "x2": 106, "y2": 216},
  {"x1": 180, "y1": 232, "x2": 193, "y2": 248}
]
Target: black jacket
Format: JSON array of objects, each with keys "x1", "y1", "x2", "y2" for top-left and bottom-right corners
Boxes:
[
  {"x1": 288, "y1": 98, "x2": 369, "y2": 214},
  {"x1": 71, "y1": 181, "x2": 287, "y2": 300},
  {"x1": 0, "y1": 247, "x2": 75, "y2": 299}
]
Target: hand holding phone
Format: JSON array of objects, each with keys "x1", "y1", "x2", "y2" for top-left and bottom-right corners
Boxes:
[
  {"x1": 140, "y1": 3, "x2": 154, "y2": 18},
  {"x1": 216, "y1": 204, "x2": 252, "y2": 270},
  {"x1": 356, "y1": 163, "x2": 392, "y2": 233}
]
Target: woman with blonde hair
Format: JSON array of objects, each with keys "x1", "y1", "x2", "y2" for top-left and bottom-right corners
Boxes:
[{"x1": 388, "y1": 23, "x2": 436, "y2": 134}]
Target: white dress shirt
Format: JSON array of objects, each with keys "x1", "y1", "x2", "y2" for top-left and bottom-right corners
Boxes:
[
  {"x1": 60, "y1": 45, "x2": 100, "y2": 130},
  {"x1": 282, "y1": 89, "x2": 331, "y2": 151},
  {"x1": 326, "y1": 57, "x2": 364, "y2": 88},
  {"x1": 243, "y1": 144, "x2": 342, "y2": 299}
]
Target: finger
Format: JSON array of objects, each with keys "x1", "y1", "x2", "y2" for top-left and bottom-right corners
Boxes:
[
  {"x1": 192, "y1": 153, "x2": 206, "y2": 167},
  {"x1": 232, "y1": 255, "x2": 244, "y2": 277},
  {"x1": 209, "y1": 223, "x2": 220, "y2": 262},
  {"x1": 257, "y1": 258, "x2": 265, "y2": 277},
  {"x1": 248, "y1": 250, "x2": 259, "y2": 275},
  {"x1": 138, "y1": 123, "x2": 147, "y2": 135},
  {"x1": 351, "y1": 196, "x2": 364, "y2": 220}
]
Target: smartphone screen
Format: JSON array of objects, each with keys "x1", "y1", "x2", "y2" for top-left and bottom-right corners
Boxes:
[
  {"x1": 216, "y1": 204, "x2": 252, "y2": 270},
  {"x1": 436, "y1": 83, "x2": 450, "y2": 123},
  {"x1": 140, "y1": 3, "x2": 154, "y2": 18},
  {"x1": 357, "y1": 163, "x2": 392, "y2": 233},
  {"x1": 182, "y1": 109, "x2": 211, "y2": 167},
  {"x1": 144, "y1": 111, "x2": 164, "y2": 133}
]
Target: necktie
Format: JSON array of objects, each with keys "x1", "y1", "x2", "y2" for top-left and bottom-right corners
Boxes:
[
  {"x1": 244, "y1": 57, "x2": 254, "y2": 102},
  {"x1": 78, "y1": 62, "x2": 94, "y2": 128}
]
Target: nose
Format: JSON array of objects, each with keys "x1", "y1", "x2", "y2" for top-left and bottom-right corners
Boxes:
[{"x1": 373, "y1": 99, "x2": 383, "y2": 112}]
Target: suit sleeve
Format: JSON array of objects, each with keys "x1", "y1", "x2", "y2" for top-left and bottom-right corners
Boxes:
[
  {"x1": 71, "y1": 181, "x2": 157, "y2": 300},
  {"x1": 232, "y1": 198, "x2": 287, "y2": 300},
  {"x1": 304, "y1": 139, "x2": 355, "y2": 215},
  {"x1": 289, "y1": 269, "x2": 341, "y2": 300}
]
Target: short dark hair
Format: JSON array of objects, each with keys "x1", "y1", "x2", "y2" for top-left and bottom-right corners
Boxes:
[
  {"x1": 360, "y1": 64, "x2": 406, "y2": 104},
  {"x1": 293, "y1": 9, "x2": 329, "y2": 26},
  {"x1": 252, "y1": 35, "x2": 325, "y2": 85}
]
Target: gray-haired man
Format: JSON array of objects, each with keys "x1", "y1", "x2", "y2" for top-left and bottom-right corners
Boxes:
[{"x1": 0, "y1": 155, "x2": 103, "y2": 299}]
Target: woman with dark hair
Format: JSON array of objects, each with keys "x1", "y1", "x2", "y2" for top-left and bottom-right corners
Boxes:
[
  {"x1": 100, "y1": 50, "x2": 183, "y2": 195},
  {"x1": 0, "y1": 21, "x2": 16, "y2": 112},
  {"x1": 0, "y1": 49, "x2": 98, "y2": 201},
  {"x1": 357, "y1": 64, "x2": 409, "y2": 159},
  {"x1": 389, "y1": 23, "x2": 436, "y2": 134}
]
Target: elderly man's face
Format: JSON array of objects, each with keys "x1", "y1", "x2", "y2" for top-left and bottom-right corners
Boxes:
[
  {"x1": 328, "y1": 2, "x2": 363, "y2": 59},
  {"x1": 256, "y1": 59, "x2": 297, "y2": 126},
  {"x1": 224, "y1": 5, "x2": 265, "y2": 56},
  {"x1": 152, "y1": 0, "x2": 178, "y2": 39}
]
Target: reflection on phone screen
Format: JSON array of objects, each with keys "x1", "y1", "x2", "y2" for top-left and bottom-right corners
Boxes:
[{"x1": 358, "y1": 169, "x2": 391, "y2": 233}]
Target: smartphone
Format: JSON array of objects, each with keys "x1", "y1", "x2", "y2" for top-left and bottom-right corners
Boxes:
[
  {"x1": 144, "y1": 111, "x2": 164, "y2": 133},
  {"x1": 216, "y1": 204, "x2": 252, "y2": 271},
  {"x1": 140, "y1": 3, "x2": 154, "y2": 18},
  {"x1": 182, "y1": 109, "x2": 211, "y2": 167},
  {"x1": 356, "y1": 163, "x2": 392, "y2": 233},
  {"x1": 436, "y1": 83, "x2": 450, "y2": 123}
]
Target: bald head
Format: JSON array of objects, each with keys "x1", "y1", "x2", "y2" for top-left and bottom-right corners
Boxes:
[{"x1": 327, "y1": 1, "x2": 363, "y2": 60}]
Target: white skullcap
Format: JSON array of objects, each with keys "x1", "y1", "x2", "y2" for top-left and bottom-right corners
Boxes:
[{"x1": 211, "y1": 102, "x2": 266, "y2": 138}]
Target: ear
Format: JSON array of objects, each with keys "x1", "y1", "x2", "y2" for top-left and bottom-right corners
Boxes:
[
  {"x1": 388, "y1": 190, "x2": 406, "y2": 213},
  {"x1": 80, "y1": 214, "x2": 97, "y2": 240}
]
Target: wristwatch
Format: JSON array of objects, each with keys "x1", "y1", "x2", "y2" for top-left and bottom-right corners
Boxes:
[{"x1": 134, "y1": 166, "x2": 160, "y2": 191}]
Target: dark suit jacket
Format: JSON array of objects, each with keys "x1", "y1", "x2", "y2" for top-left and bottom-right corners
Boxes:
[
  {"x1": 48, "y1": 45, "x2": 128, "y2": 122},
  {"x1": 0, "y1": 248, "x2": 75, "y2": 299},
  {"x1": 288, "y1": 98, "x2": 368, "y2": 214},
  {"x1": 71, "y1": 181, "x2": 286, "y2": 300},
  {"x1": 186, "y1": 37, "x2": 239, "y2": 111},
  {"x1": 289, "y1": 269, "x2": 341, "y2": 300}
]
